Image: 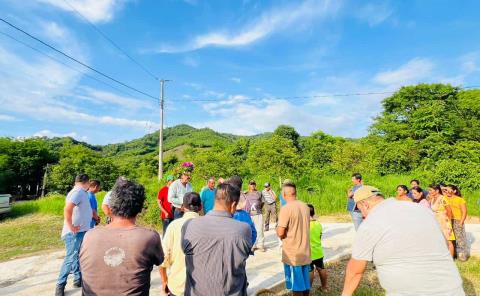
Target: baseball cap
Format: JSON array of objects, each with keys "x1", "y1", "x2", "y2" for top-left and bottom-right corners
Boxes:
[
  {"x1": 166, "y1": 175, "x2": 174, "y2": 181},
  {"x1": 353, "y1": 186, "x2": 383, "y2": 203},
  {"x1": 249, "y1": 180, "x2": 256, "y2": 185},
  {"x1": 182, "y1": 192, "x2": 202, "y2": 211},
  {"x1": 264, "y1": 182, "x2": 270, "y2": 187}
]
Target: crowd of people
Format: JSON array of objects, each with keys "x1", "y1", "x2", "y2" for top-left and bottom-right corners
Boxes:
[
  {"x1": 347, "y1": 174, "x2": 470, "y2": 261},
  {"x1": 54, "y1": 168, "x2": 470, "y2": 296}
]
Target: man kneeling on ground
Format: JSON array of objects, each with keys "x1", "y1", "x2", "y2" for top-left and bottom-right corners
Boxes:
[
  {"x1": 342, "y1": 186, "x2": 464, "y2": 296},
  {"x1": 80, "y1": 178, "x2": 164, "y2": 296}
]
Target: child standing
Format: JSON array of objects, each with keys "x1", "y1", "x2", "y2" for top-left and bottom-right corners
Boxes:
[{"x1": 307, "y1": 204, "x2": 327, "y2": 291}]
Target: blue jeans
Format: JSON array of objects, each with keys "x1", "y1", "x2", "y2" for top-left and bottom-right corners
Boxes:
[
  {"x1": 57, "y1": 231, "x2": 86, "y2": 286},
  {"x1": 350, "y1": 211, "x2": 363, "y2": 231},
  {"x1": 162, "y1": 218, "x2": 173, "y2": 234},
  {"x1": 173, "y1": 207, "x2": 184, "y2": 220}
]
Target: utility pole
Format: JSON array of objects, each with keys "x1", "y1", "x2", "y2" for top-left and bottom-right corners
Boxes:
[
  {"x1": 158, "y1": 79, "x2": 170, "y2": 181},
  {"x1": 41, "y1": 163, "x2": 49, "y2": 198}
]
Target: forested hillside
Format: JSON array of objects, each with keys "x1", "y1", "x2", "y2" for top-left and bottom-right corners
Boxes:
[{"x1": 1, "y1": 84, "x2": 480, "y2": 198}]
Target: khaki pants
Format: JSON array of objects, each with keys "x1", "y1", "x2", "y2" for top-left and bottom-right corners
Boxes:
[
  {"x1": 264, "y1": 203, "x2": 277, "y2": 231},
  {"x1": 252, "y1": 214, "x2": 265, "y2": 249}
]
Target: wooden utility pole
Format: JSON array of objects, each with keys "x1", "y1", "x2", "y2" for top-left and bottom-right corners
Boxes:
[{"x1": 158, "y1": 79, "x2": 170, "y2": 181}]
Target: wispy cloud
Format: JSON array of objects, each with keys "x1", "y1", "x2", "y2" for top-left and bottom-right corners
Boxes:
[
  {"x1": 0, "y1": 114, "x2": 16, "y2": 121},
  {"x1": 146, "y1": 0, "x2": 342, "y2": 53},
  {"x1": 182, "y1": 56, "x2": 199, "y2": 67},
  {"x1": 373, "y1": 58, "x2": 434, "y2": 87},
  {"x1": 37, "y1": 0, "x2": 126, "y2": 23},
  {"x1": 230, "y1": 77, "x2": 241, "y2": 83},
  {"x1": 33, "y1": 129, "x2": 88, "y2": 141},
  {"x1": 75, "y1": 87, "x2": 156, "y2": 110},
  {"x1": 355, "y1": 2, "x2": 393, "y2": 26}
]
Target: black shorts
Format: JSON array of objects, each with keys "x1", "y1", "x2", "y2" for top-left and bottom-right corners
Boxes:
[{"x1": 309, "y1": 257, "x2": 325, "y2": 272}]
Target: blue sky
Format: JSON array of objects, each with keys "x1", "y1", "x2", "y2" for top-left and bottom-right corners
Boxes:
[{"x1": 0, "y1": 0, "x2": 479, "y2": 144}]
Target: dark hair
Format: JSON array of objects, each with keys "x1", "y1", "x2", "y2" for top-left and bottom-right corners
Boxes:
[
  {"x1": 183, "y1": 192, "x2": 202, "y2": 212},
  {"x1": 428, "y1": 184, "x2": 442, "y2": 195},
  {"x1": 89, "y1": 180, "x2": 100, "y2": 187},
  {"x1": 397, "y1": 185, "x2": 409, "y2": 194},
  {"x1": 307, "y1": 204, "x2": 315, "y2": 217},
  {"x1": 352, "y1": 173, "x2": 362, "y2": 181},
  {"x1": 110, "y1": 179, "x2": 145, "y2": 218},
  {"x1": 215, "y1": 183, "x2": 241, "y2": 205},
  {"x1": 75, "y1": 174, "x2": 89, "y2": 183},
  {"x1": 411, "y1": 187, "x2": 426, "y2": 203},
  {"x1": 282, "y1": 182, "x2": 297, "y2": 193},
  {"x1": 227, "y1": 175, "x2": 243, "y2": 190},
  {"x1": 410, "y1": 179, "x2": 420, "y2": 186},
  {"x1": 447, "y1": 184, "x2": 462, "y2": 197}
]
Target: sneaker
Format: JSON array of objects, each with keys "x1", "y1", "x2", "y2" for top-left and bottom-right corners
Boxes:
[
  {"x1": 55, "y1": 284, "x2": 65, "y2": 296},
  {"x1": 73, "y1": 280, "x2": 82, "y2": 288}
]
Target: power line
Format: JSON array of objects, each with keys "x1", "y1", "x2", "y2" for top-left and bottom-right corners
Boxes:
[
  {"x1": 61, "y1": 0, "x2": 159, "y2": 81},
  {"x1": 176, "y1": 86, "x2": 480, "y2": 102},
  {"x1": 0, "y1": 17, "x2": 158, "y2": 101},
  {"x1": 0, "y1": 30, "x2": 157, "y2": 102}
]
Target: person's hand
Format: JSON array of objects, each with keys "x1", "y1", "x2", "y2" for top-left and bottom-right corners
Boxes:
[
  {"x1": 348, "y1": 190, "x2": 354, "y2": 198},
  {"x1": 160, "y1": 284, "x2": 170, "y2": 296},
  {"x1": 69, "y1": 224, "x2": 80, "y2": 234}
]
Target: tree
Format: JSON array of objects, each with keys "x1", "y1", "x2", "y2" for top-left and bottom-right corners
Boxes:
[
  {"x1": 273, "y1": 125, "x2": 300, "y2": 149},
  {"x1": 246, "y1": 135, "x2": 301, "y2": 180}
]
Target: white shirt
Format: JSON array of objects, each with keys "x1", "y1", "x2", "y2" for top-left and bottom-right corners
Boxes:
[
  {"x1": 352, "y1": 198, "x2": 464, "y2": 296},
  {"x1": 167, "y1": 179, "x2": 193, "y2": 208}
]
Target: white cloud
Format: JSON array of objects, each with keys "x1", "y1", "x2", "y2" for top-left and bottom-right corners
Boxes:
[
  {"x1": 33, "y1": 129, "x2": 88, "y2": 141},
  {"x1": 356, "y1": 2, "x2": 393, "y2": 26},
  {"x1": 148, "y1": 0, "x2": 341, "y2": 53},
  {"x1": 0, "y1": 114, "x2": 16, "y2": 121},
  {"x1": 37, "y1": 0, "x2": 125, "y2": 23},
  {"x1": 75, "y1": 87, "x2": 156, "y2": 110},
  {"x1": 230, "y1": 77, "x2": 241, "y2": 83},
  {"x1": 373, "y1": 58, "x2": 434, "y2": 87},
  {"x1": 0, "y1": 37, "x2": 155, "y2": 130}
]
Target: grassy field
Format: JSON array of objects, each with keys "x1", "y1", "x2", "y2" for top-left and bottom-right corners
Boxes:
[
  {"x1": 0, "y1": 214, "x2": 63, "y2": 261},
  {"x1": 257, "y1": 257, "x2": 480, "y2": 296}
]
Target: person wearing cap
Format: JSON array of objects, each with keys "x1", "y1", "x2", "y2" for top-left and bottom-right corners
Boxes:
[
  {"x1": 182, "y1": 183, "x2": 252, "y2": 296},
  {"x1": 277, "y1": 181, "x2": 311, "y2": 296},
  {"x1": 262, "y1": 182, "x2": 278, "y2": 231},
  {"x1": 200, "y1": 177, "x2": 216, "y2": 215},
  {"x1": 244, "y1": 180, "x2": 266, "y2": 251},
  {"x1": 157, "y1": 175, "x2": 174, "y2": 232},
  {"x1": 341, "y1": 186, "x2": 464, "y2": 296},
  {"x1": 160, "y1": 192, "x2": 201, "y2": 296},
  {"x1": 168, "y1": 172, "x2": 193, "y2": 219}
]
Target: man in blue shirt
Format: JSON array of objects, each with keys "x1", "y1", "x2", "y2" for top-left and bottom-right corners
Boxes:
[
  {"x1": 200, "y1": 177, "x2": 216, "y2": 215},
  {"x1": 347, "y1": 173, "x2": 363, "y2": 231},
  {"x1": 87, "y1": 180, "x2": 101, "y2": 229}
]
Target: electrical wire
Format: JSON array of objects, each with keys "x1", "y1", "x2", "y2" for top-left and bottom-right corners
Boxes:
[
  {"x1": 61, "y1": 0, "x2": 159, "y2": 81},
  {"x1": 0, "y1": 17, "x2": 158, "y2": 101}
]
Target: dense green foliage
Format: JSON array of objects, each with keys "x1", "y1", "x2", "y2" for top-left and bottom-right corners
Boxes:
[{"x1": 1, "y1": 84, "x2": 480, "y2": 204}]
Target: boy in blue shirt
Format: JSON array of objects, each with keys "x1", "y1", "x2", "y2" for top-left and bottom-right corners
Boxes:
[
  {"x1": 234, "y1": 196, "x2": 257, "y2": 247},
  {"x1": 87, "y1": 180, "x2": 101, "y2": 228}
]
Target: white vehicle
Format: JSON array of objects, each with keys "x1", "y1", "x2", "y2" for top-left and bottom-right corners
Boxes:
[{"x1": 0, "y1": 194, "x2": 12, "y2": 216}]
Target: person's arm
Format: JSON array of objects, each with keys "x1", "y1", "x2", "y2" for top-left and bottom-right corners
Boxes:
[
  {"x1": 92, "y1": 209, "x2": 100, "y2": 223},
  {"x1": 64, "y1": 201, "x2": 80, "y2": 233},
  {"x1": 157, "y1": 193, "x2": 170, "y2": 219},
  {"x1": 101, "y1": 204, "x2": 111, "y2": 217},
  {"x1": 277, "y1": 226, "x2": 286, "y2": 239},
  {"x1": 460, "y1": 202, "x2": 467, "y2": 225},
  {"x1": 167, "y1": 182, "x2": 177, "y2": 205},
  {"x1": 348, "y1": 189, "x2": 354, "y2": 198},
  {"x1": 159, "y1": 267, "x2": 169, "y2": 295},
  {"x1": 271, "y1": 189, "x2": 277, "y2": 201},
  {"x1": 341, "y1": 258, "x2": 367, "y2": 296}
]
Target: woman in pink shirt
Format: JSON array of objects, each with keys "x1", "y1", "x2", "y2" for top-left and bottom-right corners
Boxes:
[{"x1": 412, "y1": 187, "x2": 431, "y2": 209}]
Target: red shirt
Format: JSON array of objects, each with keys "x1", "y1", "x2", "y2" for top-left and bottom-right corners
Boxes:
[{"x1": 157, "y1": 186, "x2": 173, "y2": 220}]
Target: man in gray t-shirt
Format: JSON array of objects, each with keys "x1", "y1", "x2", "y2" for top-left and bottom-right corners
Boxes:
[
  {"x1": 342, "y1": 186, "x2": 464, "y2": 296},
  {"x1": 56, "y1": 174, "x2": 92, "y2": 296}
]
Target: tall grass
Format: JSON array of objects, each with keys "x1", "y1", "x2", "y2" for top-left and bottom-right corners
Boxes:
[{"x1": 9, "y1": 175, "x2": 480, "y2": 226}]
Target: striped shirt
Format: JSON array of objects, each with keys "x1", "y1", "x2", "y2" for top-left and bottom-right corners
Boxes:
[{"x1": 181, "y1": 210, "x2": 252, "y2": 296}]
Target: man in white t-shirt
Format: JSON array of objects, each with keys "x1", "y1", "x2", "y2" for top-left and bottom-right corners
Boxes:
[{"x1": 342, "y1": 186, "x2": 464, "y2": 296}]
